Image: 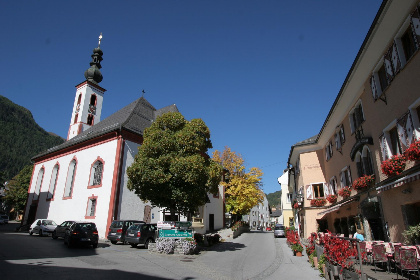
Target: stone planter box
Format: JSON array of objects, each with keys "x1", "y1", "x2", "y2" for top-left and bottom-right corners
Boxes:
[{"x1": 233, "y1": 225, "x2": 249, "y2": 238}]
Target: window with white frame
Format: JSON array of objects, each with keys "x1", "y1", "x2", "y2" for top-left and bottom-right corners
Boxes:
[
  {"x1": 349, "y1": 102, "x2": 365, "y2": 134},
  {"x1": 325, "y1": 141, "x2": 333, "y2": 161},
  {"x1": 89, "y1": 160, "x2": 103, "y2": 187},
  {"x1": 355, "y1": 147, "x2": 374, "y2": 178},
  {"x1": 34, "y1": 167, "x2": 45, "y2": 198},
  {"x1": 295, "y1": 158, "x2": 300, "y2": 174},
  {"x1": 86, "y1": 196, "x2": 97, "y2": 218},
  {"x1": 335, "y1": 125, "x2": 345, "y2": 150},
  {"x1": 371, "y1": 58, "x2": 393, "y2": 99},
  {"x1": 380, "y1": 110, "x2": 415, "y2": 160},
  {"x1": 329, "y1": 177, "x2": 338, "y2": 195},
  {"x1": 340, "y1": 166, "x2": 352, "y2": 188},
  {"x1": 64, "y1": 159, "x2": 77, "y2": 198},
  {"x1": 306, "y1": 183, "x2": 325, "y2": 199},
  {"x1": 47, "y1": 164, "x2": 59, "y2": 199},
  {"x1": 394, "y1": 17, "x2": 418, "y2": 69},
  {"x1": 287, "y1": 193, "x2": 292, "y2": 203},
  {"x1": 409, "y1": 98, "x2": 420, "y2": 140}
]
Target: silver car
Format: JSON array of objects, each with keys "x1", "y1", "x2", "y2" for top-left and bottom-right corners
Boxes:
[{"x1": 274, "y1": 224, "x2": 285, "y2": 238}]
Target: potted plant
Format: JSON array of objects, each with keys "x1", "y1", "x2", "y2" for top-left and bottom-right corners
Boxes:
[
  {"x1": 318, "y1": 254, "x2": 326, "y2": 276},
  {"x1": 293, "y1": 202, "x2": 300, "y2": 209},
  {"x1": 326, "y1": 194, "x2": 337, "y2": 204},
  {"x1": 402, "y1": 224, "x2": 420, "y2": 245},
  {"x1": 381, "y1": 154, "x2": 407, "y2": 177},
  {"x1": 291, "y1": 242, "x2": 304, "y2": 256},
  {"x1": 404, "y1": 139, "x2": 420, "y2": 161},
  {"x1": 338, "y1": 186, "x2": 351, "y2": 199},
  {"x1": 352, "y1": 174, "x2": 375, "y2": 191},
  {"x1": 310, "y1": 198, "x2": 327, "y2": 207}
]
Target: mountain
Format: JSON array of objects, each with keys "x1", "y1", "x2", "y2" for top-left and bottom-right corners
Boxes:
[
  {"x1": 266, "y1": 190, "x2": 282, "y2": 208},
  {"x1": 0, "y1": 95, "x2": 65, "y2": 180}
]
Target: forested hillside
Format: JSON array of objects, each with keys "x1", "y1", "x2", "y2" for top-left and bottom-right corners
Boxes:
[
  {"x1": 0, "y1": 95, "x2": 65, "y2": 180},
  {"x1": 266, "y1": 190, "x2": 282, "y2": 208}
]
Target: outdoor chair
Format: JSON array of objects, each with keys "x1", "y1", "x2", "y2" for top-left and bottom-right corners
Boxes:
[
  {"x1": 372, "y1": 243, "x2": 389, "y2": 273},
  {"x1": 396, "y1": 248, "x2": 420, "y2": 279}
]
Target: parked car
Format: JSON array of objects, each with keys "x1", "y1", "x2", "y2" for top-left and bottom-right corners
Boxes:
[
  {"x1": 29, "y1": 219, "x2": 57, "y2": 236},
  {"x1": 125, "y1": 223, "x2": 157, "y2": 249},
  {"x1": 52, "y1": 220, "x2": 76, "y2": 239},
  {"x1": 1, "y1": 214, "x2": 9, "y2": 224},
  {"x1": 107, "y1": 220, "x2": 143, "y2": 244},
  {"x1": 274, "y1": 224, "x2": 285, "y2": 238},
  {"x1": 64, "y1": 221, "x2": 98, "y2": 248},
  {"x1": 0, "y1": 217, "x2": 4, "y2": 225}
]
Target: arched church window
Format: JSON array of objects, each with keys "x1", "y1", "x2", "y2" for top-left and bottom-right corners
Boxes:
[
  {"x1": 34, "y1": 167, "x2": 45, "y2": 198},
  {"x1": 73, "y1": 113, "x2": 78, "y2": 124},
  {"x1": 89, "y1": 94, "x2": 97, "y2": 106},
  {"x1": 89, "y1": 160, "x2": 103, "y2": 187},
  {"x1": 47, "y1": 164, "x2": 59, "y2": 200},
  {"x1": 87, "y1": 114, "x2": 94, "y2": 125},
  {"x1": 77, "y1": 94, "x2": 82, "y2": 104},
  {"x1": 64, "y1": 159, "x2": 77, "y2": 198}
]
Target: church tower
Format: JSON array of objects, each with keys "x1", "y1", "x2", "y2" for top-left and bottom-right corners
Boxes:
[{"x1": 67, "y1": 34, "x2": 106, "y2": 140}]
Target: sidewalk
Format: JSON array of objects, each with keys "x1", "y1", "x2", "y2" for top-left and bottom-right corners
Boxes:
[{"x1": 265, "y1": 237, "x2": 323, "y2": 280}]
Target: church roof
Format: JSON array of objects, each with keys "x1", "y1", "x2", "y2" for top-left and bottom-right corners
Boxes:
[{"x1": 33, "y1": 97, "x2": 179, "y2": 160}]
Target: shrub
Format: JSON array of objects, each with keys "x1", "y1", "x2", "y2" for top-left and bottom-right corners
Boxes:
[{"x1": 194, "y1": 233, "x2": 203, "y2": 243}]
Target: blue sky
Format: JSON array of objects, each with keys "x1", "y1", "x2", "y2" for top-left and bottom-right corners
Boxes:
[{"x1": 0, "y1": 1, "x2": 382, "y2": 195}]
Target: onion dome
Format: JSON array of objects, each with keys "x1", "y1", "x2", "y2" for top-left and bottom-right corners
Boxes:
[{"x1": 84, "y1": 34, "x2": 104, "y2": 84}]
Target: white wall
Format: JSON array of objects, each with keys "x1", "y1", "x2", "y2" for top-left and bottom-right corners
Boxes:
[{"x1": 25, "y1": 139, "x2": 118, "y2": 238}]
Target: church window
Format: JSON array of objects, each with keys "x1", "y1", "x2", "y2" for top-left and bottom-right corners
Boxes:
[
  {"x1": 85, "y1": 195, "x2": 97, "y2": 218},
  {"x1": 34, "y1": 167, "x2": 45, "y2": 199},
  {"x1": 87, "y1": 114, "x2": 94, "y2": 125},
  {"x1": 89, "y1": 94, "x2": 97, "y2": 106},
  {"x1": 73, "y1": 114, "x2": 78, "y2": 124},
  {"x1": 89, "y1": 159, "x2": 104, "y2": 188},
  {"x1": 77, "y1": 94, "x2": 82, "y2": 104},
  {"x1": 64, "y1": 159, "x2": 77, "y2": 198},
  {"x1": 47, "y1": 164, "x2": 59, "y2": 200}
]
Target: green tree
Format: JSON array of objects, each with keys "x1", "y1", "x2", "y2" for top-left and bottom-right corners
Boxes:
[
  {"x1": 212, "y1": 147, "x2": 264, "y2": 221},
  {"x1": 4, "y1": 165, "x2": 33, "y2": 218},
  {"x1": 127, "y1": 112, "x2": 222, "y2": 219}
]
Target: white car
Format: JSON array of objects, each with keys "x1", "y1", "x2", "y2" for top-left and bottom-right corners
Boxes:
[{"x1": 29, "y1": 219, "x2": 57, "y2": 236}]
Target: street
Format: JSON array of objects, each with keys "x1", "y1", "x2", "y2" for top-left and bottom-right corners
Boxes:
[{"x1": 0, "y1": 222, "x2": 320, "y2": 280}]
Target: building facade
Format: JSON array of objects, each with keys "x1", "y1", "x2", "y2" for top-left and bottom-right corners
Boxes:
[
  {"x1": 278, "y1": 171, "x2": 293, "y2": 227},
  {"x1": 288, "y1": 0, "x2": 420, "y2": 242}
]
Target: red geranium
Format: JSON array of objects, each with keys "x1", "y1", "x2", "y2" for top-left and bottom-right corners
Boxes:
[
  {"x1": 352, "y1": 174, "x2": 375, "y2": 190},
  {"x1": 404, "y1": 139, "x2": 420, "y2": 161},
  {"x1": 326, "y1": 194, "x2": 337, "y2": 204},
  {"x1": 338, "y1": 186, "x2": 351, "y2": 199},
  {"x1": 310, "y1": 198, "x2": 327, "y2": 207},
  {"x1": 381, "y1": 154, "x2": 406, "y2": 177}
]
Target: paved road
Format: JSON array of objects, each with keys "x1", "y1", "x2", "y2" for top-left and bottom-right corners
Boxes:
[{"x1": 0, "y1": 222, "x2": 321, "y2": 280}]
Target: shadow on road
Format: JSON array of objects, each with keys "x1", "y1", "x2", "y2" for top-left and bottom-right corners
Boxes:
[
  {"x1": 0, "y1": 261, "x2": 189, "y2": 280},
  {"x1": 202, "y1": 241, "x2": 246, "y2": 252}
]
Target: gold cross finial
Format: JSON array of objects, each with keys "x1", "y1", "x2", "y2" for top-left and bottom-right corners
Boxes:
[{"x1": 98, "y1": 33, "x2": 103, "y2": 48}]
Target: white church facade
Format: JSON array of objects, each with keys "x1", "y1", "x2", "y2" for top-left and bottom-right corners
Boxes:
[{"x1": 22, "y1": 38, "x2": 224, "y2": 238}]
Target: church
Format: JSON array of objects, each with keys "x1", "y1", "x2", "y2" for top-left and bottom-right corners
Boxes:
[{"x1": 22, "y1": 36, "x2": 224, "y2": 238}]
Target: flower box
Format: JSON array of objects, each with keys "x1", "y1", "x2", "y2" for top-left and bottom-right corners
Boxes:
[
  {"x1": 338, "y1": 186, "x2": 351, "y2": 199},
  {"x1": 310, "y1": 198, "x2": 327, "y2": 207},
  {"x1": 352, "y1": 174, "x2": 375, "y2": 191},
  {"x1": 326, "y1": 194, "x2": 337, "y2": 204},
  {"x1": 404, "y1": 139, "x2": 420, "y2": 161},
  {"x1": 381, "y1": 154, "x2": 407, "y2": 177}
]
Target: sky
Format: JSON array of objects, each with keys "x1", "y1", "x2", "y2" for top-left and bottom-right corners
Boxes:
[{"x1": 0, "y1": 0, "x2": 383, "y2": 195}]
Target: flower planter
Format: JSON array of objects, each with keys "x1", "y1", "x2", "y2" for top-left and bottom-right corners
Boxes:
[
  {"x1": 331, "y1": 264, "x2": 340, "y2": 276},
  {"x1": 295, "y1": 251, "x2": 302, "y2": 257},
  {"x1": 313, "y1": 256, "x2": 318, "y2": 268}
]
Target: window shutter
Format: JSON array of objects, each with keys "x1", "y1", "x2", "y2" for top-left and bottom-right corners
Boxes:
[
  {"x1": 340, "y1": 125, "x2": 345, "y2": 143},
  {"x1": 411, "y1": 5, "x2": 420, "y2": 47},
  {"x1": 370, "y1": 75, "x2": 378, "y2": 100},
  {"x1": 397, "y1": 111, "x2": 413, "y2": 152},
  {"x1": 391, "y1": 41, "x2": 401, "y2": 74},
  {"x1": 379, "y1": 133, "x2": 389, "y2": 161},
  {"x1": 335, "y1": 133, "x2": 341, "y2": 150},
  {"x1": 306, "y1": 185, "x2": 313, "y2": 200},
  {"x1": 384, "y1": 48, "x2": 395, "y2": 82},
  {"x1": 340, "y1": 171, "x2": 345, "y2": 188},
  {"x1": 324, "y1": 183, "x2": 330, "y2": 196},
  {"x1": 346, "y1": 166, "x2": 352, "y2": 186}
]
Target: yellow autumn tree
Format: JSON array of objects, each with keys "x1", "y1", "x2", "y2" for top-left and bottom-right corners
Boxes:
[{"x1": 212, "y1": 147, "x2": 264, "y2": 218}]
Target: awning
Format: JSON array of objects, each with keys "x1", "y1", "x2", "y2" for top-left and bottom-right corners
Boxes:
[
  {"x1": 317, "y1": 197, "x2": 357, "y2": 216},
  {"x1": 376, "y1": 170, "x2": 420, "y2": 194}
]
